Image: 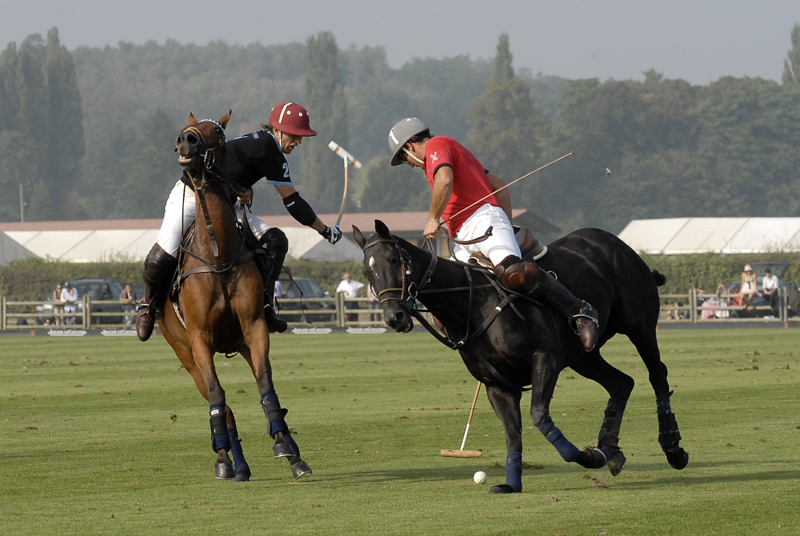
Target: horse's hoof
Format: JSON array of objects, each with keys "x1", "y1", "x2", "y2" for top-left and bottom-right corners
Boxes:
[
  {"x1": 606, "y1": 451, "x2": 627, "y2": 476},
  {"x1": 666, "y1": 448, "x2": 689, "y2": 470},
  {"x1": 576, "y1": 448, "x2": 606, "y2": 469},
  {"x1": 231, "y1": 470, "x2": 251, "y2": 482},
  {"x1": 273, "y1": 436, "x2": 300, "y2": 458},
  {"x1": 489, "y1": 484, "x2": 519, "y2": 494},
  {"x1": 291, "y1": 460, "x2": 312, "y2": 479},
  {"x1": 215, "y1": 460, "x2": 235, "y2": 479}
]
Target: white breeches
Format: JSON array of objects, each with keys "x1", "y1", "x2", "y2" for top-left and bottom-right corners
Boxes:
[
  {"x1": 156, "y1": 180, "x2": 270, "y2": 257},
  {"x1": 451, "y1": 204, "x2": 520, "y2": 265}
]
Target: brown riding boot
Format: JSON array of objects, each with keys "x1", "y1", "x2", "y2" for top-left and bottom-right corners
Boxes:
[
  {"x1": 136, "y1": 244, "x2": 178, "y2": 342},
  {"x1": 136, "y1": 287, "x2": 156, "y2": 342},
  {"x1": 494, "y1": 257, "x2": 599, "y2": 352}
]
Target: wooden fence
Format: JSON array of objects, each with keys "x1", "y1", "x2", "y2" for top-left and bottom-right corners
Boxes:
[{"x1": 658, "y1": 287, "x2": 792, "y2": 325}]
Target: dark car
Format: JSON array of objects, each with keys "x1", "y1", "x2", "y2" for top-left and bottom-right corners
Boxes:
[
  {"x1": 36, "y1": 279, "x2": 125, "y2": 325},
  {"x1": 277, "y1": 276, "x2": 336, "y2": 324},
  {"x1": 724, "y1": 261, "x2": 798, "y2": 318}
]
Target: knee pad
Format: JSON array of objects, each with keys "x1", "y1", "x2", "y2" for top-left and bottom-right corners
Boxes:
[{"x1": 259, "y1": 228, "x2": 288, "y2": 280}]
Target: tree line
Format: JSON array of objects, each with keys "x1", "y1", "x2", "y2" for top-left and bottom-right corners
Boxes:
[{"x1": 2, "y1": 27, "x2": 800, "y2": 237}]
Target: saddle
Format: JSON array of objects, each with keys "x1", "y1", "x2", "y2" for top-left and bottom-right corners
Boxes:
[
  {"x1": 468, "y1": 227, "x2": 548, "y2": 270},
  {"x1": 168, "y1": 208, "x2": 269, "y2": 305}
]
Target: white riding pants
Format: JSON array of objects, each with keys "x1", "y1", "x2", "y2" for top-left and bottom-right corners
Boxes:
[
  {"x1": 451, "y1": 204, "x2": 520, "y2": 265},
  {"x1": 156, "y1": 180, "x2": 270, "y2": 257}
]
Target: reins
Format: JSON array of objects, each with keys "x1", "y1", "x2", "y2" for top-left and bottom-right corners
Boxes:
[{"x1": 364, "y1": 234, "x2": 528, "y2": 391}]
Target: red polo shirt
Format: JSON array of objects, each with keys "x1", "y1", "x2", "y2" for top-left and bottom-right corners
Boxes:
[{"x1": 423, "y1": 136, "x2": 500, "y2": 236}]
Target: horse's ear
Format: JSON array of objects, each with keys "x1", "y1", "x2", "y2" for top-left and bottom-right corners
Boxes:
[
  {"x1": 188, "y1": 113, "x2": 198, "y2": 126},
  {"x1": 353, "y1": 226, "x2": 366, "y2": 249},
  {"x1": 219, "y1": 110, "x2": 231, "y2": 129},
  {"x1": 375, "y1": 220, "x2": 391, "y2": 239}
]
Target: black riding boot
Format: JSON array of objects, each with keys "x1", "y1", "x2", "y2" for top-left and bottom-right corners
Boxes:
[
  {"x1": 494, "y1": 257, "x2": 599, "y2": 352},
  {"x1": 136, "y1": 244, "x2": 178, "y2": 342},
  {"x1": 264, "y1": 277, "x2": 287, "y2": 334},
  {"x1": 259, "y1": 228, "x2": 289, "y2": 334}
]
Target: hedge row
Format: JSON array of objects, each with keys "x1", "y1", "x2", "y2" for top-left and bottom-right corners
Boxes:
[
  {"x1": 3, "y1": 253, "x2": 799, "y2": 302},
  {"x1": 0, "y1": 257, "x2": 364, "y2": 301}
]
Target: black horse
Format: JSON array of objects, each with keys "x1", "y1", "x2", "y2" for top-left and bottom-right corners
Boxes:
[{"x1": 354, "y1": 221, "x2": 688, "y2": 493}]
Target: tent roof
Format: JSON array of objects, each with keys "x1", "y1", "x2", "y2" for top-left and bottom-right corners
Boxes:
[{"x1": 618, "y1": 217, "x2": 800, "y2": 255}]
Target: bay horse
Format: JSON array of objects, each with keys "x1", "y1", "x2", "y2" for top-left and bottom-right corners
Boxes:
[
  {"x1": 159, "y1": 110, "x2": 311, "y2": 481},
  {"x1": 354, "y1": 221, "x2": 688, "y2": 493}
]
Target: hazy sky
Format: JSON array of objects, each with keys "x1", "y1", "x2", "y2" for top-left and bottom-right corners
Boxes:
[{"x1": 3, "y1": 0, "x2": 799, "y2": 85}]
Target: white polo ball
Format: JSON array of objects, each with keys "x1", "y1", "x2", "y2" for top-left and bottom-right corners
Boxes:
[{"x1": 473, "y1": 470, "x2": 488, "y2": 484}]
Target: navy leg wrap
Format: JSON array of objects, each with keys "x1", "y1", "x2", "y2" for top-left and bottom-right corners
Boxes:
[
  {"x1": 209, "y1": 404, "x2": 231, "y2": 452},
  {"x1": 228, "y1": 428, "x2": 249, "y2": 474},
  {"x1": 598, "y1": 397, "x2": 627, "y2": 458},
  {"x1": 260, "y1": 390, "x2": 289, "y2": 438},
  {"x1": 538, "y1": 415, "x2": 579, "y2": 462},
  {"x1": 656, "y1": 390, "x2": 673, "y2": 415},
  {"x1": 656, "y1": 391, "x2": 681, "y2": 448},
  {"x1": 505, "y1": 452, "x2": 523, "y2": 492}
]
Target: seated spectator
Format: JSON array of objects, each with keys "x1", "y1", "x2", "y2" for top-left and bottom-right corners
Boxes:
[
  {"x1": 714, "y1": 283, "x2": 730, "y2": 318},
  {"x1": 740, "y1": 264, "x2": 760, "y2": 311},
  {"x1": 762, "y1": 268, "x2": 779, "y2": 316}
]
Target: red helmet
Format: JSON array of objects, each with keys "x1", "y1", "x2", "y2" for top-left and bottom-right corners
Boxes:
[{"x1": 269, "y1": 102, "x2": 317, "y2": 137}]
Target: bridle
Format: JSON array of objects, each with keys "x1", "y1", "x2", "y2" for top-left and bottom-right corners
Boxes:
[
  {"x1": 364, "y1": 236, "x2": 438, "y2": 312},
  {"x1": 175, "y1": 121, "x2": 261, "y2": 283}
]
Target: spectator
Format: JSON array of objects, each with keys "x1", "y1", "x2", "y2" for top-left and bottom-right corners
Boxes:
[
  {"x1": 60, "y1": 282, "x2": 79, "y2": 326},
  {"x1": 274, "y1": 279, "x2": 284, "y2": 303},
  {"x1": 714, "y1": 283, "x2": 730, "y2": 318},
  {"x1": 740, "y1": 264, "x2": 760, "y2": 312},
  {"x1": 119, "y1": 284, "x2": 138, "y2": 325},
  {"x1": 336, "y1": 272, "x2": 365, "y2": 322},
  {"x1": 52, "y1": 283, "x2": 64, "y2": 325},
  {"x1": 762, "y1": 268, "x2": 779, "y2": 316}
]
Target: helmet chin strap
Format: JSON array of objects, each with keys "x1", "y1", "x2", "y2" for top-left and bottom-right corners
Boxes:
[{"x1": 403, "y1": 147, "x2": 424, "y2": 165}]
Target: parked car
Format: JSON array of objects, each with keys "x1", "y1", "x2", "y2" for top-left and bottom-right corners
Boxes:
[
  {"x1": 723, "y1": 261, "x2": 798, "y2": 318},
  {"x1": 36, "y1": 279, "x2": 125, "y2": 325},
  {"x1": 277, "y1": 276, "x2": 336, "y2": 324}
]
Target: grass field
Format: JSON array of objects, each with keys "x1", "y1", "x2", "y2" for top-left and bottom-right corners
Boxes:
[{"x1": 1, "y1": 329, "x2": 799, "y2": 535}]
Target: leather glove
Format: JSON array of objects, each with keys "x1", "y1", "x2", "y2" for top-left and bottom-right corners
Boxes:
[{"x1": 321, "y1": 224, "x2": 342, "y2": 244}]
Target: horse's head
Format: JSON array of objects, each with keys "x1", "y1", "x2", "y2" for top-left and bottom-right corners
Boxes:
[
  {"x1": 175, "y1": 110, "x2": 231, "y2": 177},
  {"x1": 354, "y1": 220, "x2": 416, "y2": 333}
]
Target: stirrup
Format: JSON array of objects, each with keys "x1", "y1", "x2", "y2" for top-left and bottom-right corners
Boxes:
[{"x1": 571, "y1": 303, "x2": 599, "y2": 352}]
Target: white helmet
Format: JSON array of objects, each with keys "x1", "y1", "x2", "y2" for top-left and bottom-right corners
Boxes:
[{"x1": 388, "y1": 117, "x2": 428, "y2": 166}]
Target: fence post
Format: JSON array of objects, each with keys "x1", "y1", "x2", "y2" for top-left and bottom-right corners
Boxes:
[
  {"x1": 84, "y1": 295, "x2": 90, "y2": 327},
  {"x1": 336, "y1": 292, "x2": 344, "y2": 327},
  {"x1": 690, "y1": 288, "x2": 698, "y2": 323},
  {"x1": 1, "y1": 296, "x2": 5, "y2": 331},
  {"x1": 781, "y1": 286, "x2": 788, "y2": 327}
]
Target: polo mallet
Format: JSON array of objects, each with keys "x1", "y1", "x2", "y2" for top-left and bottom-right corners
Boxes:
[
  {"x1": 440, "y1": 151, "x2": 611, "y2": 228},
  {"x1": 328, "y1": 141, "x2": 362, "y2": 227},
  {"x1": 441, "y1": 381, "x2": 483, "y2": 458}
]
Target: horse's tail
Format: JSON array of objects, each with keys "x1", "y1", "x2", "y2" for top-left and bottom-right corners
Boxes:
[{"x1": 652, "y1": 270, "x2": 666, "y2": 287}]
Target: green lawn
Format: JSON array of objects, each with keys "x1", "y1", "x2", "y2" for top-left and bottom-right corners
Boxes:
[{"x1": 1, "y1": 329, "x2": 799, "y2": 535}]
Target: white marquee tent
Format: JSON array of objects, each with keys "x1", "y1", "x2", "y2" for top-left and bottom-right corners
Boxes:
[
  {"x1": 3, "y1": 227, "x2": 363, "y2": 263},
  {"x1": 0, "y1": 230, "x2": 38, "y2": 265},
  {"x1": 618, "y1": 217, "x2": 800, "y2": 255}
]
